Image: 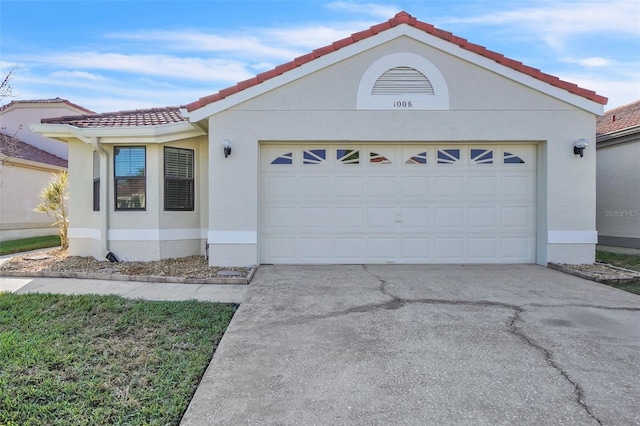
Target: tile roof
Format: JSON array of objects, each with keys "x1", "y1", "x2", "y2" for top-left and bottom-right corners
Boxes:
[
  {"x1": 184, "y1": 11, "x2": 608, "y2": 113},
  {"x1": 596, "y1": 100, "x2": 640, "y2": 136},
  {"x1": 40, "y1": 107, "x2": 185, "y2": 128},
  {"x1": 0, "y1": 134, "x2": 68, "y2": 168},
  {"x1": 0, "y1": 97, "x2": 94, "y2": 114}
]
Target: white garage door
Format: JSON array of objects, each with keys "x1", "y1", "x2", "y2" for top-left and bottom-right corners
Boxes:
[{"x1": 260, "y1": 144, "x2": 536, "y2": 264}]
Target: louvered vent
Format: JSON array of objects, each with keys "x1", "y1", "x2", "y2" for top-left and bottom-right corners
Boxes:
[{"x1": 372, "y1": 66, "x2": 434, "y2": 95}]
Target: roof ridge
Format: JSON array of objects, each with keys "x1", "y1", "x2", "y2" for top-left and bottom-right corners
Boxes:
[
  {"x1": 601, "y1": 99, "x2": 640, "y2": 115},
  {"x1": 0, "y1": 97, "x2": 94, "y2": 114},
  {"x1": 39, "y1": 106, "x2": 185, "y2": 128},
  {"x1": 184, "y1": 11, "x2": 607, "y2": 113},
  {"x1": 41, "y1": 106, "x2": 182, "y2": 124}
]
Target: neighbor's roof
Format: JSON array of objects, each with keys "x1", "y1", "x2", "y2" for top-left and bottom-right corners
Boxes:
[
  {"x1": 0, "y1": 97, "x2": 94, "y2": 114},
  {"x1": 40, "y1": 107, "x2": 185, "y2": 128},
  {"x1": 596, "y1": 100, "x2": 640, "y2": 136},
  {"x1": 184, "y1": 11, "x2": 608, "y2": 112},
  {"x1": 0, "y1": 134, "x2": 68, "y2": 168}
]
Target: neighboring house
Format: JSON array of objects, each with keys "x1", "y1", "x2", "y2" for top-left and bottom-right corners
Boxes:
[
  {"x1": 595, "y1": 100, "x2": 640, "y2": 251},
  {"x1": 33, "y1": 12, "x2": 607, "y2": 266},
  {"x1": 0, "y1": 98, "x2": 93, "y2": 241}
]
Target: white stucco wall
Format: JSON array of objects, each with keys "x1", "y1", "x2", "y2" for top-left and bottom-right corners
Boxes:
[
  {"x1": 205, "y1": 36, "x2": 598, "y2": 266},
  {"x1": 66, "y1": 136, "x2": 209, "y2": 261},
  {"x1": 596, "y1": 139, "x2": 640, "y2": 248},
  {"x1": 0, "y1": 160, "x2": 62, "y2": 241}
]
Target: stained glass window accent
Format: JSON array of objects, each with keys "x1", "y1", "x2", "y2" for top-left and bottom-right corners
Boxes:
[
  {"x1": 504, "y1": 152, "x2": 525, "y2": 164},
  {"x1": 406, "y1": 152, "x2": 428, "y2": 164},
  {"x1": 303, "y1": 149, "x2": 326, "y2": 164},
  {"x1": 337, "y1": 149, "x2": 360, "y2": 164},
  {"x1": 271, "y1": 153, "x2": 293, "y2": 165},
  {"x1": 370, "y1": 152, "x2": 391, "y2": 164},
  {"x1": 471, "y1": 149, "x2": 493, "y2": 164},
  {"x1": 437, "y1": 149, "x2": 460, "y2": 164}
]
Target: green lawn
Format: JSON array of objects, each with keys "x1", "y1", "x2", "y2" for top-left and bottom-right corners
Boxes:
[
  {"x1": 596, "y1": 251, "x2": 640, "y2": 295},
  {"x1": 0, "y1": 235, "x2": 61, "y2": 256},
  {"x1": 0, "y1": 293, "x2": 236, "y2": 425},
  {"x1": 596, "y1": 251, "x2": 640, "y2": 272}
]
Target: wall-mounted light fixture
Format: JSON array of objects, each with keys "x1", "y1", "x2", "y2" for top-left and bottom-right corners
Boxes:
[
  {"x1": 221, "y1": 139, "x2": 232, "y2": 158},
  {"x1": 573, "y1": 139, "x2": 588, "y2": 158}
]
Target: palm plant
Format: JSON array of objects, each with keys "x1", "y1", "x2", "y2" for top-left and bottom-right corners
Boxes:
[{"x1": 34, "y1": 171, "x2": 69, "y2": 249}]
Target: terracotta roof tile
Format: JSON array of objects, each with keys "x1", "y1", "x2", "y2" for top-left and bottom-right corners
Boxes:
[
  {"x1": 596, "y1": 100, "x2": 640, "y2": 136},
  {"x1": 40, "y1": 107, "x2": 185, "y2": 128},
  {"x1": 0, "y1": 97, "x2": 94, "y2": 114},
  {"x1": 0, "y1": 134, "x2": 67, "y2": 168},
  {"x1": 184, "y1": 11, "x2": 607, "y2": 113}
]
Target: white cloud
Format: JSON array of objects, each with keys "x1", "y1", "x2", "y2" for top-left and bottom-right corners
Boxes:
[
  {"x1": 556, "y1": 72, "x2": 640, "y2": 110},
  {"x1": 261, "y1": 22, "x2": 372, "y2": 50},
  {"x1": 106, "y1": 19, "x2": 375, "y2": 58},
  {"x1": 106, "y1": 30, "x2": 300, "y2": 61},
  {"x1": 561, "y1": 57, "x2": 613, "y2": 67},
  {"x1": 29, "y1": 53, "x2": 255, "y2": 83},
  {"x1": 446, "y1": 1, "x2": 640, "y2": 50},
  {"x1": 51, "y1": 70, "x2": 106, "y2": 81},
  {"x1": 326, "y1": 1, "x2": 401, "y2": 19}
]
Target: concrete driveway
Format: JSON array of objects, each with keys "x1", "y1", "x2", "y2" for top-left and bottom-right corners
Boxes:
[{"x1": 181, "y1": 265, "x2": 640, "y2": 425}]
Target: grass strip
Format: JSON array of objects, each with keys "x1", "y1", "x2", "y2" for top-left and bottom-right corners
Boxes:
[
  {"x1": 596, "y1": 251, "x2": 640, "y2": 273},
  {"x1": 596, "y1": 251, "x2": 640, "y2": 295},
  {"x1": 0, "y1": 293, "x2": 236, "y2": 425},
  {"x1": 0, "y1": 236, "x2": 61, "y2": 256}
]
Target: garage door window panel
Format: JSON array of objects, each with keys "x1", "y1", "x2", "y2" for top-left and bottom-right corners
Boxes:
[
  {"x1": 303, "y1": 149, "x2": 326, "y2": 165},
  {"x1": 437, "y1": 149, "x2": 460, "y2": 164},
  {"x1": 406, "y1": 152, "x2": 428, "y2": 164},
  {"x1": 337, "y1": 149, "x2": 360, "y2": 164},
  {"x1": 271, "y1": 152, "x2": 293, "y2": 165},
  {"x1": 370, "y1": 152, "x2": 391, "y2": 164},
  {"x1": 470, "y1": 149, "x2": 494, "y2": 164},
  {"x1": 503, "y1": 152, "x2": 526, "y2": 164}
]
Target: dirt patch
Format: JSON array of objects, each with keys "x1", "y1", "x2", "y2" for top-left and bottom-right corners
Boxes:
[
  {"x1": 548, "y1": 262, "x2": 640, "y2": 285},
  {"x1": 0, "y1": 248, "x2": 250, "y2": 279}
]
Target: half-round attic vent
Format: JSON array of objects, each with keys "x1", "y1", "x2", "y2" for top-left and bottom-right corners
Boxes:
[{"x1": 372, "y1": 66, "x2": 434, "y2": 95}]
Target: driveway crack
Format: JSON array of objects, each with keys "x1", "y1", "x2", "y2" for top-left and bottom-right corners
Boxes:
[
  {"x1": 360, "y1": 265, "x2": 603, "y2": 424},
  {"x1": 508, "y1": 307, "x2": 602, "y2": 425},
  {"x1": 362, "y1": 264, "x2": 405, "y2": 303}
]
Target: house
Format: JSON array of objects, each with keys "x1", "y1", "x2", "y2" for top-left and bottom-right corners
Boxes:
[
  {"x1": 0, "y1": 98, "x2": 93, "y2": 241},
  {"x1": 32, "y1": 12, "x2": 607, "y2": 266},
  {"x1": 596, "y1": 100, "x2": 640, "y2": 252}
]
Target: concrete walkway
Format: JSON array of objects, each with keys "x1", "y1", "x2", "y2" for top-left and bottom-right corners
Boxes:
[
  {"x1": 181, "y1": 264, "x2": 640, "y2": 425},
  {"x1": 0, "y1": 249, "x2": 247, "y2": 304},
  {"x1": 0, "y1": 276, "x2": 246, "y2": 304}
]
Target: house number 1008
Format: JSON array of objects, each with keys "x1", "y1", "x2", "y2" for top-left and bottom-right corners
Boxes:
[{"x1": 393, "y1": 101, "x2": 413, "y2": 108}]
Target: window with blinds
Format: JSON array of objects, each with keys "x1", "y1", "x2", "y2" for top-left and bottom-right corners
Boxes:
[
  {"x1": 114, "y1": 146, "x2": 146, "y2": 210},
  {"x1": 164, "y1": 147, "x2": 194, "y2": 211}
]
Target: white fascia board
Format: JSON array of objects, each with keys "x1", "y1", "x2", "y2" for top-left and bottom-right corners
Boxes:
[
  {"x1": 31, "y1": 122, "x2": 204, "y2": 145},
  {"x1": 30, "y1": 123, "x2": 88, "y2": 143},
  {"x1": 0, "y1": 156, "x2": 66, "y2": 171},
  {"x1": 184, "y1": 23, "x2": 603, "y2": 121}
]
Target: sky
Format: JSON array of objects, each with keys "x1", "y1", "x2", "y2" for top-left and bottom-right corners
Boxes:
[{"x1": 1, "y1": 0, "x2": 638, "y2": 113}]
